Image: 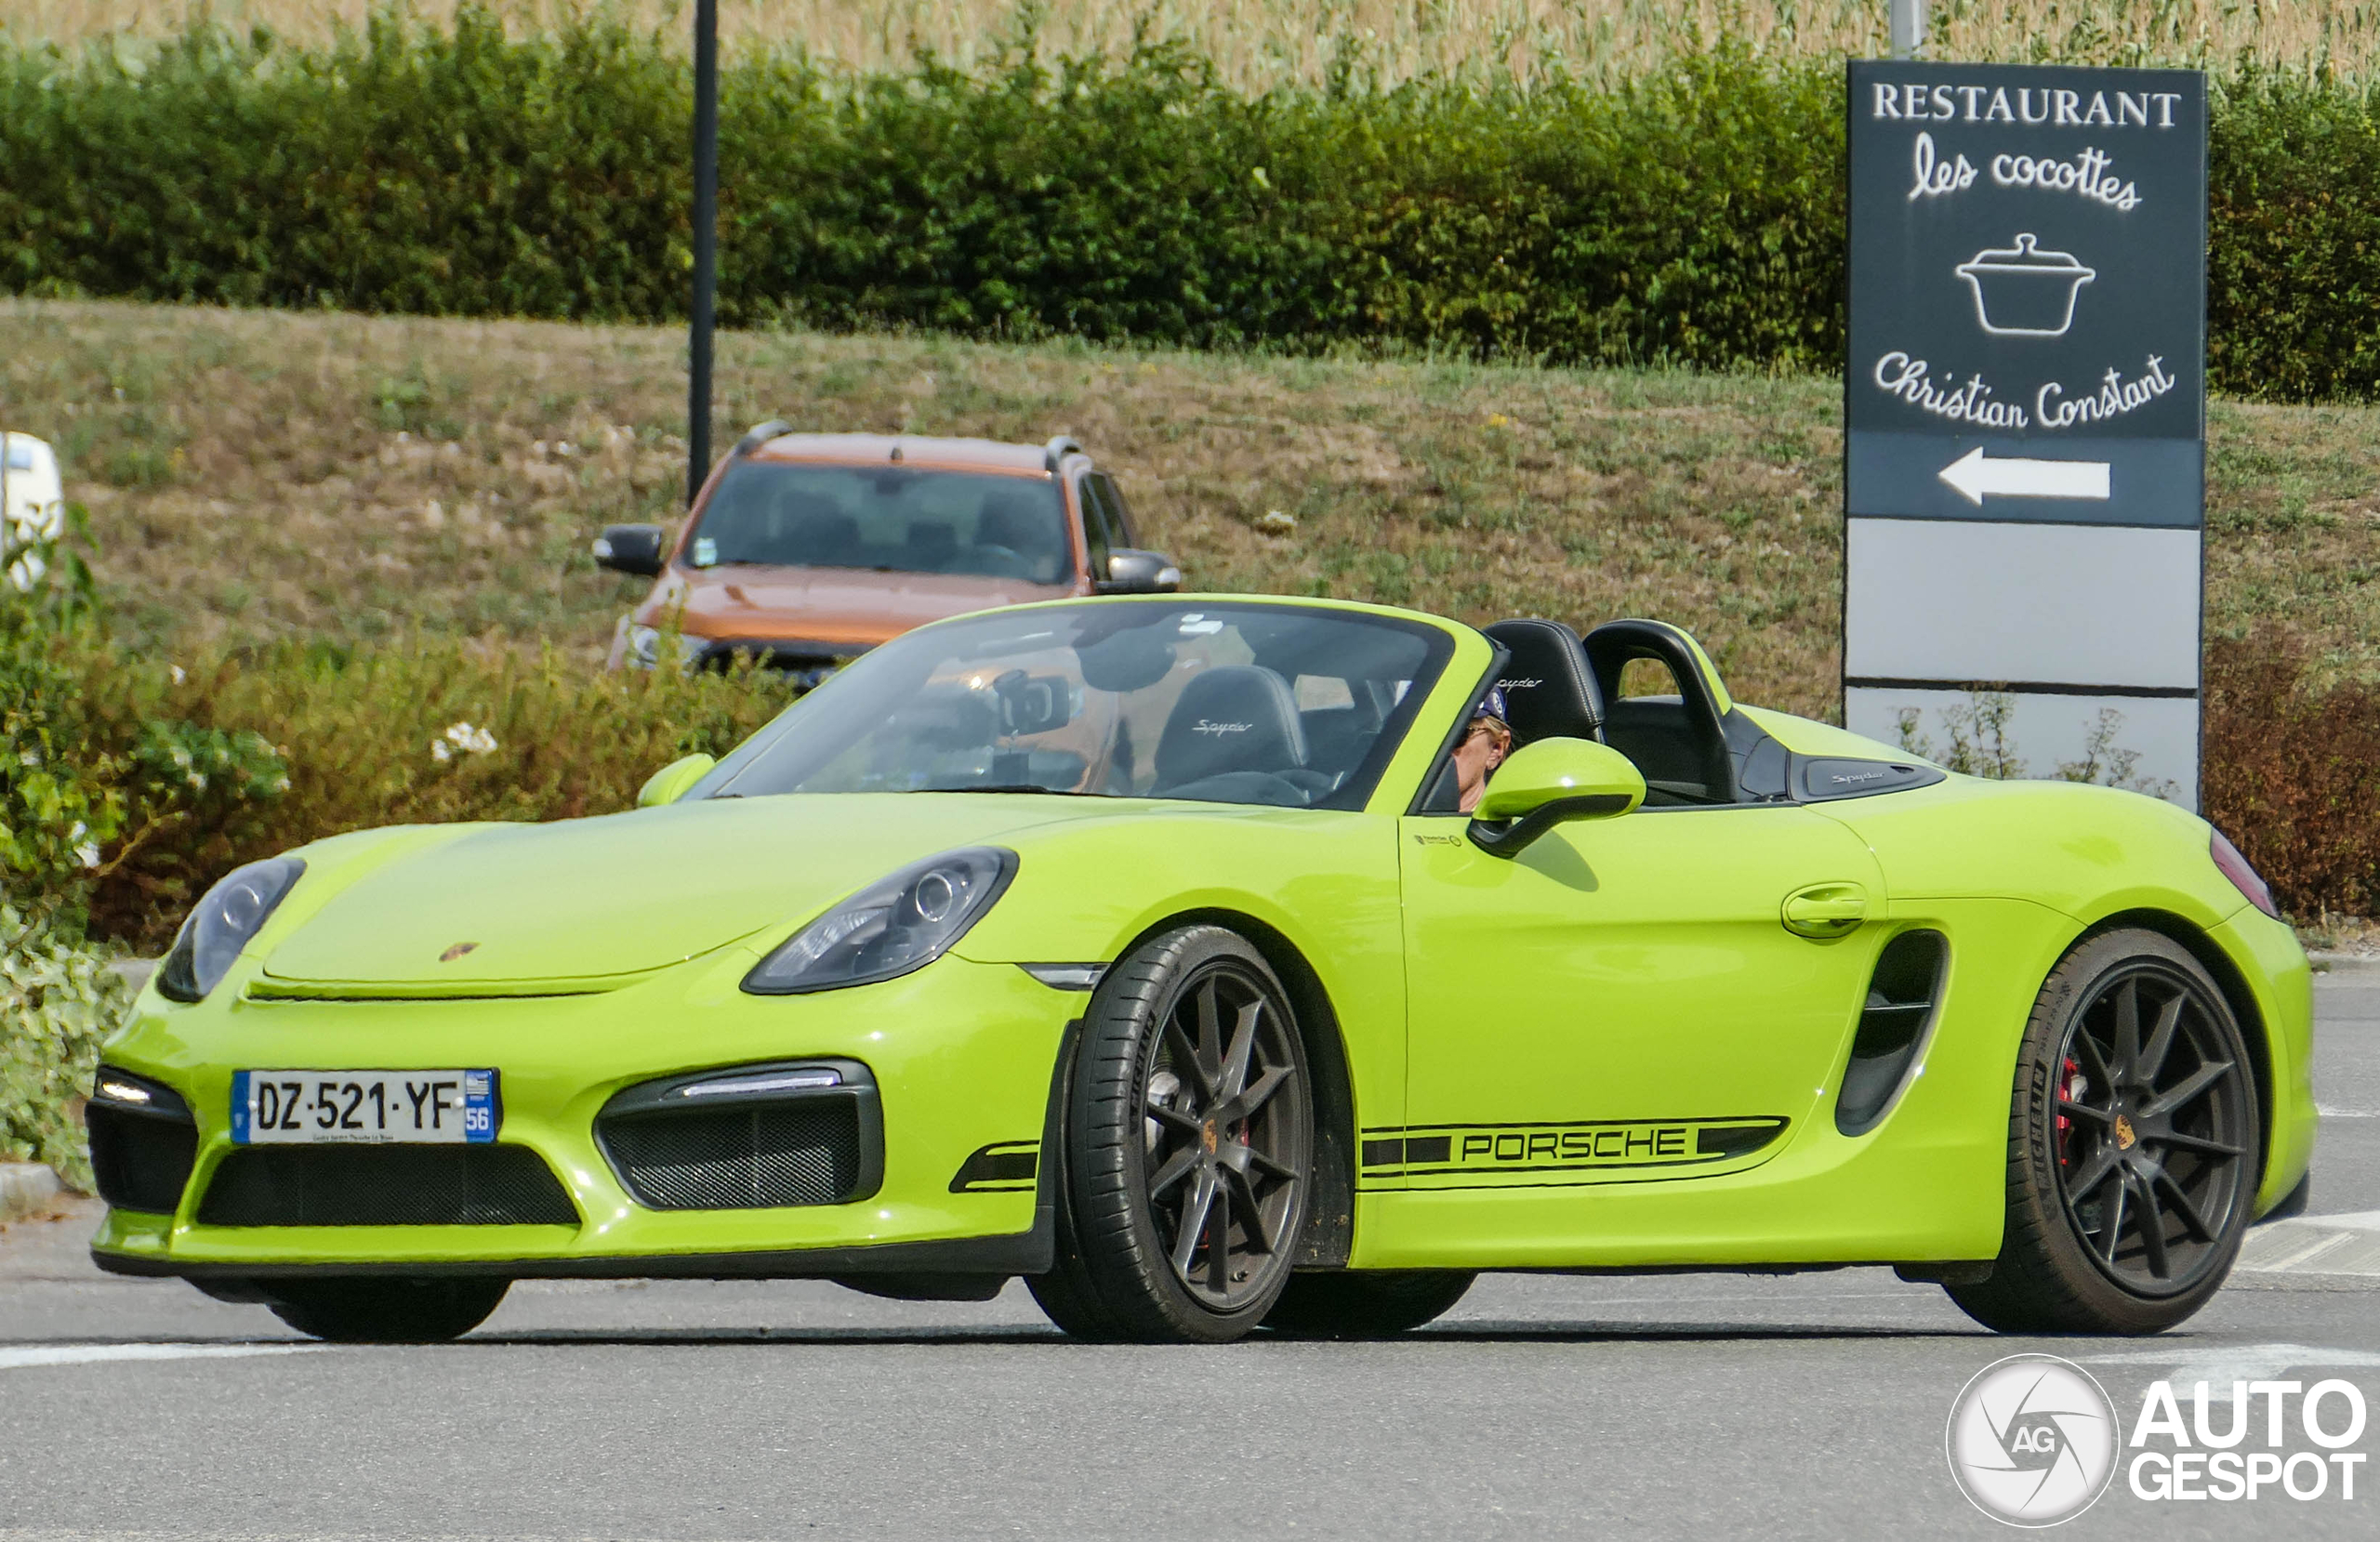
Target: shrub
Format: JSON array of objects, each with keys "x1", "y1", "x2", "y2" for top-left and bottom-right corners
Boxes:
[
  {"x1": 0, "y1": 903, "x2": 127, "y2": 1191},
  {"x1": 2202, "y1": 632, "x2": 2380, "y2": 918},
  {"x1": 7, "y1": 13, "x2": 2380, "y2": 394}
]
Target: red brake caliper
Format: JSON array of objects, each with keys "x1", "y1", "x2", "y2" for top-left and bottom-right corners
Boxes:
[{"x1": 2056, "y1": 1056, "x2": 2086, "y2": 1166}]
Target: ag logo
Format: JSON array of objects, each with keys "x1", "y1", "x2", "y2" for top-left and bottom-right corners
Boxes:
[{"x1": 1946, "y1": 1354, "x2": 2118, "y2": 1526}]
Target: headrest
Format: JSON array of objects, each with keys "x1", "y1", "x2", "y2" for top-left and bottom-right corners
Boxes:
[
  {"x1": 1154, "y1": 666, "x2": 1307, "y2": 788},
  {"x1": 1481, "y1": 618, "x2": 1604, "y2": 743}
]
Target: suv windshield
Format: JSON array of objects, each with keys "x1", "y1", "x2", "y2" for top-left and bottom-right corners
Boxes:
[
  {"x1": 689, "y1": 462, "x2": 1072, "y2": 584},
  {"x1": 702, "y1": 602, "x2": 1454, "y2": 811}
]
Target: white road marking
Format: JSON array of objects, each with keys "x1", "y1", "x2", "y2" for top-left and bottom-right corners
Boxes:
[
  {"x1": 0, "y1": 1342, "x2": 320, "y2": 1372},
  {"x1": 2317, "y1": 1104, "x2": 2379, "y2": 1117},
  {"x1": 2081, "y1": 1342, "x2": 2380, "y2": 1386}
]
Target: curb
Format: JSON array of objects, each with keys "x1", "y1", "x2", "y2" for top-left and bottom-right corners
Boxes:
[
  {"x1": 0, "y1": 1162, "x2": 64, "y2": 1224},
  {"x1": 2307, "y1": 952, "x2": 2380, "y2": 975}
]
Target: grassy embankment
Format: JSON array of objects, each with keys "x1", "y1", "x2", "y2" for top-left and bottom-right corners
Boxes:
[
  {"x1": 22, "y1": 0, "x2": 2380, "y2": 85},
  {"x1": 11, "y1": 298, "x2": 2380, "y2": 725}
]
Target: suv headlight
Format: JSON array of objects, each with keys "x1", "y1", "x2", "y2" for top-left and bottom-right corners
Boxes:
[
  {"x1": 743, "y1": 848, "x2": 1017, "y2": 995},
  {"x1": 626, "y1": 624, "x2": 708, "y2": 672},
  {"x1": 155, "y1": 857, "x2": 306, "y2": 1002}
]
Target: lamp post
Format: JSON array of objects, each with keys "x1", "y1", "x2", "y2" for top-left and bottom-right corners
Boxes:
[
  {"x1": 1890, "y1": 0, "x2": 1926, "y2": 59},
  {"x1": 687, "y1": 0, "x2": 720, "y2": 507}
]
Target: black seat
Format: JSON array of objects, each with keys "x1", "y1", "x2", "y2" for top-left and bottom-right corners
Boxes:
[
  {"x1": 1481, "y1": 619, "x2": 1604, "y2": 745},
  {"x1": 1151, "y1": 666, "x2": 1310, "y2": 796}
]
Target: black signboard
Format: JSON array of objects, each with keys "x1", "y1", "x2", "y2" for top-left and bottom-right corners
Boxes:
[{"x1": 1845, "y1": 63, "x2": 2206, "y2": 528}]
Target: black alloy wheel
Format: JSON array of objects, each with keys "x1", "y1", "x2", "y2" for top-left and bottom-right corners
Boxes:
[
  {"x1": 1029, "y1": 926, "x2": 1313, "y2": 1343},
  {"x1": 2050, "y1": 961, "x2": 2254, "y2": 1295},
  {"x1": 1947, "y1": 928, "x2": 2260, "y2": 1336}
]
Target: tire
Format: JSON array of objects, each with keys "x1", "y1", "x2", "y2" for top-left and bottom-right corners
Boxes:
[
  {"x1": 1947, "y1": 928, "x2": 2260, "y2": 1336},
  {"x1": 1031, "y1": 925, "x2": 1313, "y2": 1343},
  {"x1": 264, "y1": 1276, "x2": 511, "y2": 1343},
  {"x1": 1263, "y1": 1270, "x2": 1476, "y2": 1339}
]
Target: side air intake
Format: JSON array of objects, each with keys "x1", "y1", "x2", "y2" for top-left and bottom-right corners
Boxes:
[{"x1": 1834, "y1": 930, "x2": 1948, "y2": 1137}]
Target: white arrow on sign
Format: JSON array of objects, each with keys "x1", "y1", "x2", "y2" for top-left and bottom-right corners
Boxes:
[{"x1": 1937, "y1": 447, "x2": 2111, "y2": 505}]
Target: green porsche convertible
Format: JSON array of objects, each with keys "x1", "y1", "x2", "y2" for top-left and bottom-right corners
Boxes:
[{"x1": 87, "y1": 595, "x2": 2313, "y2": 1344}]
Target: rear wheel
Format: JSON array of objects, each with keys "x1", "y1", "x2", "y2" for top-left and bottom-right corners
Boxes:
[
  {"x1": 265, "y1": 1276, "x2": 510, "y2": 1343},
  {"x1": 1030, "y1": 926, "x2": 1312, "y2": 1343},
  {"x1": 1263, "y1": 1270, "x2": 1475, "y2": 1338},
  {"x1": 1947, "y1": 929, "x2": 2258, "y2": 1335}
]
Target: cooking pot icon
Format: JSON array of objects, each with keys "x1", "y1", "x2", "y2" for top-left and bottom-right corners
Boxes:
[{"x1": 1954, "y1": 233, "x2": 2096, "y2": 337}]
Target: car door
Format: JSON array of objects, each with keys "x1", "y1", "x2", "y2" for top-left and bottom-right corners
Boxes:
[{"x1": 1382, "y1": 803, "x2": 1885, "y2": 1196}]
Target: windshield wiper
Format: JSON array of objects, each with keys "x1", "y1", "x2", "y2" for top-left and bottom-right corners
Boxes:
[{"x1": 906, "y1": 784, "x2": 1100, "y2": 797}]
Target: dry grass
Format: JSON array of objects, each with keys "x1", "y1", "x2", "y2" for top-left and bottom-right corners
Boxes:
[
  {"x1": 12, "y1": 1, "x2": 2380, "y2": 86},
  {"x1": 9, "y1": 299, "x2": 2380, "y2": 724}
]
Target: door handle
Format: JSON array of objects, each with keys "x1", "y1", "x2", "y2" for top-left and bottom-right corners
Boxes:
[{"x1": 1782, "y1": 883, "x2": 1869, "y2": 939}]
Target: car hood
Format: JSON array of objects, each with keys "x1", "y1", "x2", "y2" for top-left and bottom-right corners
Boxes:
[
  {"x1": 657, "y1": 566, "x2": 1076, "y2": 649},
  {"x1": 258, "y1": 795, "x2": 1099, "y2": 993}
]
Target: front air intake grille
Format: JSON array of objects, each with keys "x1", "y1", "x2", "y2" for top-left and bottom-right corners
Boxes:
[
  {"x1": 602, "y1": 1101, "x2": 865, "y2": 1209},
  {"x1": 86, "y1": 1104, "x2": 199, "y2": 1215},
  {"x1": 195, "y1": 1144, "x2": 578, "y2": 1227}
]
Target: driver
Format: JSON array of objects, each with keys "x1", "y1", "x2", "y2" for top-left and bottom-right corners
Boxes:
[{"x1": 1452, "y1": 686, "x2": 1514, "y2": 813}]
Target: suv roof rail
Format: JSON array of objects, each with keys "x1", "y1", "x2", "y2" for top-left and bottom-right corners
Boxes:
[
  {"x1": 1043, "y1": 434, "x2": 1084, "y2": 471},
  {"x1": 734, "y1": 420, "x2": 793, "y2": 457}
]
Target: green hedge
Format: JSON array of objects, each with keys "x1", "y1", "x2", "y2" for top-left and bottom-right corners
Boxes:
[{"x1": 4, "y1": 10, "x2": 2379, "y2": 395}]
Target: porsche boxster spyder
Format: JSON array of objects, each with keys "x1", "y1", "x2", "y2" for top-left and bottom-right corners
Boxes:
[{"x1": 87, "y1": 595, "x2": 2314, "y2": 1343}]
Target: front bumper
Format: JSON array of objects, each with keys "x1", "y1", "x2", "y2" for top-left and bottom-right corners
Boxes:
[{"x1": 90, "y1": 949, "x2": 1075, "y2": 1280}]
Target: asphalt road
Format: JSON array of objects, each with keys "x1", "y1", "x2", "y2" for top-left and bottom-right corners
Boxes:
[{"x1": 4, "y1": 975, "x2": 2377, "y2": 1541}]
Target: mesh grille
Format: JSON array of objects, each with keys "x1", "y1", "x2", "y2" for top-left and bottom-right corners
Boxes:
[
  {"x1": 602, "y1": 1101, "x2": 863, "y2": 1209},
  {"x1": 87, "y1": 1107, "x2": 199, "y2": 1214},
  {"x1": 196, "y1": 1144, "x2": 578, "y2": 1227}
]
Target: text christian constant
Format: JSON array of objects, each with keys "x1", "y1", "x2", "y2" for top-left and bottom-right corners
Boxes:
[{"x1": 1871, "y1": 353, "x2": 2176, "y2": 430}]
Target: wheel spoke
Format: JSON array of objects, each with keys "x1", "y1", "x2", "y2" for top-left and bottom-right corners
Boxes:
[
  {"x1": 2154, "y1": 1128, "x2": 2243, "y2": 1161},
  {"x1": 2069, "y1": 1023, "x2": 2116, "y2": 1093},
  {"x1": 2066, "y1": 1142, "x2": 2122, "y2": 1203},
  {"x1": 2112, "y1": 979, "x2": 2144, "y2": 1084},
  {"x1": 1145, "y1": 1100, "x2": 1203, "y2": 1137},
  {"x1": 2140, "y1": 994, "x2": 2187, "y2": 1086},
  {"x1": 2097, "y1": 1174, "x2": 2129, "y2": 1262},
  {"x1": 1205, "y1": 1179, "x2": 1232, "y2": 1293},
  {"x1": 1170, "y1": 1168, "x2": 1218, "y2": 1277},
  {"x1": 2150, "y1": 1167, "x2": 2218, "y2": 1244},
  {"x1": 1223, "y1": 1164, "x2": 1274, "y2": 1254},
  {"x1": 2134, "y1": 1175, "x2": 2172, "y2": 1278},
  {"x1": 1218, "y1": 998, "x2": 1261, "y2": 1102},
  {"x1": 2057, "y1": 1097, "x2": 2113, "y2": 1126},
  {"x1": 2142, "y1": 1061, "x2": 2233, "y2": 1120},
  {"x1": 1243, "y1": 1145, "x2": 1299, "y2": 1182},
  {"x1": 1164, "y1": 1017, "x2": 1217, "y2": 1101},
  {"x1": 1147, "y1": 1144, "x2": 1201, "y2": 1198},
  {"x1": 1194, "y1": 981, "x2": 1224, "y2": 1089},
  {"x1": 1212, "y1": 1064, "x2": 1292, "y2": 1127}
]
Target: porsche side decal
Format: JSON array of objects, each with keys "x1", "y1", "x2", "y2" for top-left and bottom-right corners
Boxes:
[{"x1": 1359, "y1": 1117, "x2": 1790, "y2": 1179}]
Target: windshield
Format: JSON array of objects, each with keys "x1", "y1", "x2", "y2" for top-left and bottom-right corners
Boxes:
[
  {"x1": 702, "y1": 602, "x2": 1455, "y2": 811},
  {"x1": 689, "y1": 462, "x2": 1073, "y2": 584}
]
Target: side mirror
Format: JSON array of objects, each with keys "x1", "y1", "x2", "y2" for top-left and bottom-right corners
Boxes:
[
  {"x1": 637, "y1": 753, "x2": 716, "y2": 808},
  {"x1": 1097, "y1": 548, "x2": 1183, "y2": 595},
  {"x1": 1467, "y1": 738, "x2": 1646, "y2": 857},
  {"x1": 594, "y1": 524, "x2": 668, "y2": 577}
]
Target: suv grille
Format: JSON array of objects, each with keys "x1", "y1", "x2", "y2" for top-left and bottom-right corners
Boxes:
[
  {"x1": 196, "y1": 1145, "x2": 578, "y2": 1227},
  {"x1": 602, "y1": 1101, "x2": 865, "y2": 1209}
]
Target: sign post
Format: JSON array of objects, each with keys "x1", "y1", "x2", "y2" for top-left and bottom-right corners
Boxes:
[{"x1": 1843, "y1": 63, "x2": 2208, "y2": 806}]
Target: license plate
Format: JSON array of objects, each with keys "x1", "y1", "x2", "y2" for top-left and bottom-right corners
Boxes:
[{"x1": 231, "y1": 1070, "x2": 499, "y2": 1144}]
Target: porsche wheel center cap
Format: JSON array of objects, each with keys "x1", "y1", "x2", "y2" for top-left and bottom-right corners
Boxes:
[
  {"x1": 2114, "y1": 1114, "x2": 2137, "y2": 1151},
  {"x1": 1200, "y1": 1120, "x2": 1219, "y2": 1154}
]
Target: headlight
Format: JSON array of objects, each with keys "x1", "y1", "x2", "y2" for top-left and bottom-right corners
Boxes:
[
  {"x1": 743, "y1": 847, "x2": 1017, "y2": 995},
  {"x1": 626, "y1": 624, "x2": 708, "y2": 672},
  {"x1": 155, "y1": 856, "x2": 306, "y2": 1002}
]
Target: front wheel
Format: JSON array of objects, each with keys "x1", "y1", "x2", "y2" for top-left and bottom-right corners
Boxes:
[
  {"x1": 1947, "y1": 929, "x2": 2259, "y2": 1335},
  {"x1": 1031, "y1": 926, "x2": 1313, "y2": 1343},
  {"x1": 265, "y1": 1276, "x2": 511, "y2": 1343}
]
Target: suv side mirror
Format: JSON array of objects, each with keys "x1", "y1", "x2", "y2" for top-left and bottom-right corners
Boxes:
[
  {"x1": 1467, "y1": 738, "x2": 1645, "y2": 857},
  {"x1": 594, "y1": 524, "x2": 668, "y2": 577},
  {"x1": 637, "y1": 753, "x2": 716, "y2": 808},
  {"x1": 1097, "y1": 548, "x2": 1182, "y2": 595}
]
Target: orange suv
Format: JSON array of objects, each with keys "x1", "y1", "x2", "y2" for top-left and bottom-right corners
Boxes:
[{"x1": 595, "y1": 426, "x2": 1180, "y2": 672}]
